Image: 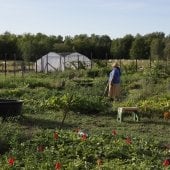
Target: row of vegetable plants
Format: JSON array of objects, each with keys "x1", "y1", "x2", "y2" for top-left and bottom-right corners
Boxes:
[{"x1": 0, "y1": 129, "x2": 170, "y2": 169}]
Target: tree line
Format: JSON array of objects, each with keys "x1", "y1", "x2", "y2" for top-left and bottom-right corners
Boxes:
[{"x1": 0, "y1": 31, "x2": 170, "y2": 62}]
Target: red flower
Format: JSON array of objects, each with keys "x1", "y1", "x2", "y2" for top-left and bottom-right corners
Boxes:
[
  {"x1": 55, "y1": 162, "x2": 61, "y2": 170},
  {"x1": 81, "y1": 133, "x2": 87, "y2": 141},
  {"x1": 37, "y1": 145, "x2": 45, "y2": 152},
  {"x1": 163, "y1": 159, "x2": 170, "y2": 167},
  {"x1": 8, "y1": 157, "x2": 15, "y2": 166},
  {"x1": 125, "y1": 137, "x2": 132, "y2": 144},
  {"x1": 112, "y1": 130, "x2": 117, "y2": 136},
  {"x1": 54, "y1": 132, "x2": 59, "y2": 140}
]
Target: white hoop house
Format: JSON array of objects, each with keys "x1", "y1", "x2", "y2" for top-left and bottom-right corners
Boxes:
[{"x1": 35, "y1": 52, "x2": 91, "y2": 72}]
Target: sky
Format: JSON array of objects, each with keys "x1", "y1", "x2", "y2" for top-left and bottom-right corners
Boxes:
[{"x1": 0, "y1": 0, "x2": 170, "y2": 39}]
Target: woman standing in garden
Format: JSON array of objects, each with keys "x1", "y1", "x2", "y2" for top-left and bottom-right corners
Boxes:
[{"x1": 108, "y1": 62, "x2": 121, "y2": 101}]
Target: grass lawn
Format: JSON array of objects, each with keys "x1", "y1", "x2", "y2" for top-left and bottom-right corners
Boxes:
[{"x1": 16, "y1": 111, "x2": 170, "y2": 142}]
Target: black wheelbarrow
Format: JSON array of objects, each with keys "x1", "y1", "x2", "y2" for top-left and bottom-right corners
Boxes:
[{"x1": 0, "y1": 99, "x2": 23, "y2": 121}]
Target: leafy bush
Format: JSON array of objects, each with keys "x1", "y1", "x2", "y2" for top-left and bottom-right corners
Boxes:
[
  {"x1": 122, "y1": 62, "x2": 137, "y2": 74},
  {"x1": 86, "y1": 67, "x2": 110, "y2": 78},
  {"x1": 0, "y1": 77, "x2": 23, "y2": 89},
  {"x1": 71, "y1": 95, "x2": 110, "y2": 114},
  {"x1": 86, "y1": 68, "x2": 100, "y2": 78},
  {"x1": 44, "y1": 94, "x2": 111, "y2": 114},
  {"x1": 143, "y1": 63, "x2": 169, "y2": 84}
]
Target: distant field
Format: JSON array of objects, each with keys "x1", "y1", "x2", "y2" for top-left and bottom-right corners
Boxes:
[{"x1": 108, "y1": 59, "x2": 169, "y2": 68}]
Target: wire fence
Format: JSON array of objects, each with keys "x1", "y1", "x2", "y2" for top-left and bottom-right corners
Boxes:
[{"x1": 0, "y1": 53, "x2": 169, "y2": 77}]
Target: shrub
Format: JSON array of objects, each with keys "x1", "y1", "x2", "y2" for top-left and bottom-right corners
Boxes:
[
  {"x1": 44, "y1": 94, "x2": 111, "y2": 114},
  {"x1": 86, "y1": 68, "x2": 100, "y2": 78}
]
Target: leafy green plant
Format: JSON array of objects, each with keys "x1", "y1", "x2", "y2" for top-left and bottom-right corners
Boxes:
[{"x1": 0, "y1": 130, "x2": 168, "y2": 169}]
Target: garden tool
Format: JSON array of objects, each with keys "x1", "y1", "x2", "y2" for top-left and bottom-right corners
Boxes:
[{"x1": 103, "y1": 82, "x2": 109, "y2": 97}]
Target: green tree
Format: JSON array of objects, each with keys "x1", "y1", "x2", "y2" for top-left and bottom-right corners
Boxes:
[
  {"x1": 0, "y1": 32, "x2": 19, "y2": 60},
  {"x1": 72, "y1": 34, "x2": 91, "y2": 57},
  {"x1": 150, "y1": 38, "x2": 165, "y2": 62},
  {"x1": 110, "y1": 38, "x2": 123, "y2": 59},
  {"x1": 64, "y1": 36, "x2": 74, "y2": 51},
  {"x1": 17, "y1": 34, "x2": 35, "y2": 61},
  {"x1": 163, "y1": 40, "x2": 170, "y2": 69},
  {"x1": 130, "y1": 36, "x2": 148, "y2": 59},
  {"x1": 18, "y1": 33, "x2": 53, "y2": 61},
  {"x1": 53, "y1": 43, "x2": 72, "y2": 52},
  {"x1": 111, "y1": 35, "x2": 134, "y2": 59},
  {"x1": 120, "y1": 34, "x2": 134, "y2": 59},
  {"x1": 89, "y1": 34, "x2": 111, "y2": 59}
]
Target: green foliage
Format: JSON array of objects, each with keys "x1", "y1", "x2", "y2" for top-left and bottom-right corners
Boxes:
[
  {"x1": 0, "y1": 31, "x2": 170, "y2": 61},
  {"x1": 122, "y1": 61, "x2": 137, "y2": 74},
  {"x1": 110, "y1": 35, "x2": 134, "y2": 59},
  {"x1": 44, "y1": 94, "x2": 110, "y2": 114},
  {"x1": 0, "y1": 67, "x2": 169, "y2": 169},
  {"x1": 86, "y1": 67, "x2": 110, "y2": 78},
  {"x1": 143, "y1": 63, "x2": 169, "y2": 84},
  {"x1": 94, "y1": 59, "x2": 107, "y2": 67},
  {"x1": 130, "y1": 36, "x2": 149, "y2": 59},
  {"x1": 58, "y1": 69, "x2": 86, "y2": 80},
  {"x1": 138, "y1": 95, "x2": 170, "y2": 115},
  {"x1": 150, "y1": 38, "x2": 165, "y2": 60},
  {"x1": 86, "y1": 68, "x2": 100, "y2": 78},
  {"x1": 24, "y1": 79, "x2": 53, "y2": 89},
  {"x1": 0, "y1": 129, "x2": 168, "y2": 169},
  {"x1": 0, "y1": 78, "x2": 22, "y2": 89}
]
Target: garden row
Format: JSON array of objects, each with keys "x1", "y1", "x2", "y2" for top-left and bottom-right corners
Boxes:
[{"x1": 0, "y1": 129, "x2": 169, "y2": 169}]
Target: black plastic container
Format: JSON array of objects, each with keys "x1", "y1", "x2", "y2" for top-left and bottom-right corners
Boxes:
[{"x1": 0, "y1": 99, "x2": 23, "y2": 120}]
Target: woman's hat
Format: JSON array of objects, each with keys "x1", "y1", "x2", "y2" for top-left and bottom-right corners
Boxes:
[{"x1": 112, "y1": 62, "x2": 119, "y2": 67}]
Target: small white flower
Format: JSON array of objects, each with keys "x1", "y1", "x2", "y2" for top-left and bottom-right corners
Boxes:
[{"x1": 77, "y1": 130, "x2": 88, "y2": 137}]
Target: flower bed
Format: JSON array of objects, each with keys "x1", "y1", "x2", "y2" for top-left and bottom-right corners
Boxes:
[{"x1": 0, "y1": 130, "x2": 169, "y2": 169}]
